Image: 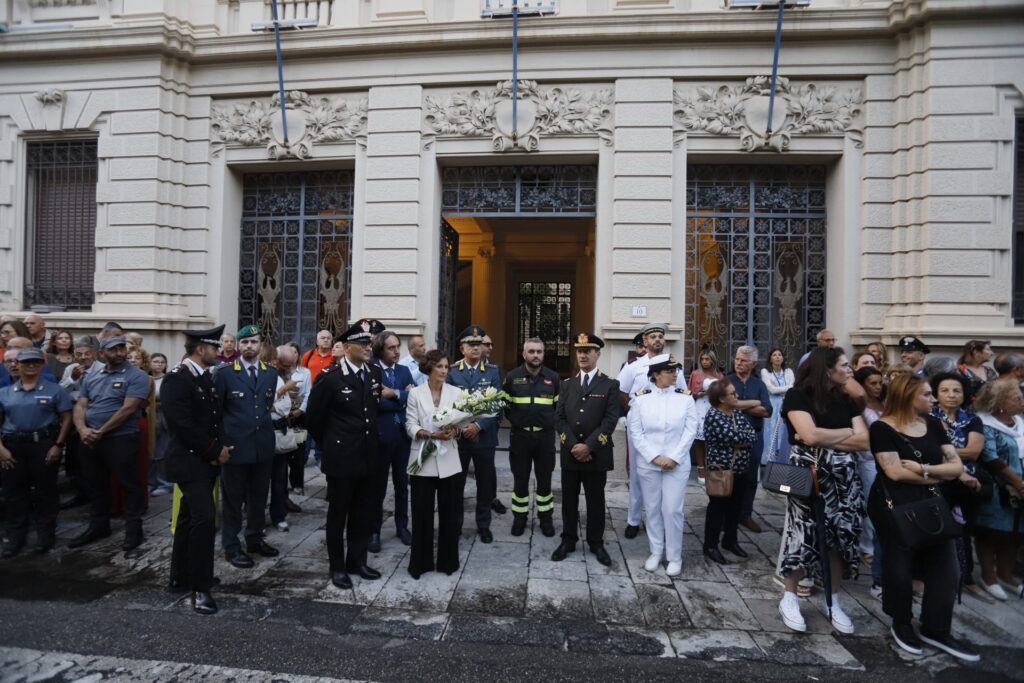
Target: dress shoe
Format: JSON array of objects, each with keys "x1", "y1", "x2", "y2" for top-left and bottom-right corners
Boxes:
[
  {"x1": 246, "y1": 539, "x2": 279, "y2": 557},
  {"x1": 723, "y1": 543, "x2": 748, "y2": 559},
  {"x1": 623, "y1": 524, "x2": 640, "y2": 539},
  {"x1": 739, "y1": 517, "x2": 762, "y2": 533},
  {"x1": 539, "y1": 516, "x2": 556, "y2": 538},
  {"x1": 703, "y1": 547, "x2": 729, "y2": 565},
  {"x1": 59, "y1": 494, "x2": 89, "y2": 511},
  {"x1": 397, "y1": 527, "x2": 412, "y2": 546},
  {"x1": 368, "y1": 533, "x2": 382, "y2": 553},
  {"x1": 226, "y1": 550, "x2": 255, "y2": 568},
  {"x1": 551, "y1": 541, "x2": 575, "y2": 561},
  {"x1": 331, "y1": 571, "x2": 353, "y2": 590},
  {"x1": 590, "y1": 544, "x2": 612, "y2": 567},
  {"x1": 123, "y1": 533, "x2": 144, "y2": 553},
  {"x1": 191, "y1": 591, "x2": 218, "y2": 615},
  {"x1": 285, "y1": 498, "x2": 302, "y2": 513},
  {"x1": 478, "y1": 528, "x2": 493, "y2": 544},
  {"x1": 511, "y1": 515, "x2": 527, "y2": 537},
  {"x1": 352, "y1": 565, "x2": 382, "y2": 580},
  {"x1": 68, "y1": 526, "x2": 112, "y2": 549},
  {"x1": 491, "y1": 499, "x2": 507, "y2": 515}
]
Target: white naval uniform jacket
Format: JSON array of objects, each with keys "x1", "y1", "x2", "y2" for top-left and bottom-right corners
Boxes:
[{"x1": 626, "y1": 386, "x2": 698, "y2": 472}]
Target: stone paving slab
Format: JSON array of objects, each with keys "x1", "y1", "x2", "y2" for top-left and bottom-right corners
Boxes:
[
  {"x1": 751, "y1": 632, "x2": 863, "y2": 670},
  {"x1": 668, "y1": 629, "x2": 766, "y2": 662}
]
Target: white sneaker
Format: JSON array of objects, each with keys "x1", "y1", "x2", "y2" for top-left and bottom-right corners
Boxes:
[
  {"x1": 275, "y1": 521, "x2": 289, "y2": 532},
  {"x1": 644, "y1": 553, "x2": 663, "y2": 572},
  {"x1": 666, "y1": 561, "x2": 682, "y2": 577},
  {"x1": 982, "y1": 580, "x2": 1008, "y2": 601},
  {"x1": 829, "y1": 595, "x2": 855, "y2": 635},
  {"x1": 997, "y1": 579, "x2": 1024, "y2": 598},
  {"x1": 779, "y1": 592, "x2": 806, "y2": 632}
]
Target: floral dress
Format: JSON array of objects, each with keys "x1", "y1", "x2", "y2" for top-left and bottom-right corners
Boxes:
[{"x1": 702, "y1": 407, "x2": 757, "y2": 472}]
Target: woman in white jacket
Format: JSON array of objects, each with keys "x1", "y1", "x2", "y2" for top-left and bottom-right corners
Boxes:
[
  {"x1": 627, "y1": 354, "x2": 698, "y2": 576},
  {"x1": 405, "y1": 350, "x2": 464, "y2": 579}
]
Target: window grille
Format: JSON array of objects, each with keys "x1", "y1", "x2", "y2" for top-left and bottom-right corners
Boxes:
[{"x1": 24, "y1": 139, "x2": 98, "y2": 311}]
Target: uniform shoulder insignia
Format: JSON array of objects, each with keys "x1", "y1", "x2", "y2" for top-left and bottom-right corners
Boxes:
[
  {"x1": 636, "y1": 388, "x2": 652, "y2": 396},
  {"x1": 486, "y1": 361, "x2": 499, "y2": 369},
  {"x1": 675, "y1": 388, "x2": 691, "y2": 395}
]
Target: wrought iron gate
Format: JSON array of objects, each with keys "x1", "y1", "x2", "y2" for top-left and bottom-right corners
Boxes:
[
  {"x1": 239, "y1": 171, "x2": 353, "y2": 349},
  {"x1": 437, "y1": 221, "x2": 459, "y2": 355},
  {"x1": 441, "y1": 165, "x2": 597, "y2": 216},
  {"x1": 684, "y1": 165, "x2": 826, "y2": 369},
  {"x1": 517, "y1": 281, "x2": 573, "y2": 374}
]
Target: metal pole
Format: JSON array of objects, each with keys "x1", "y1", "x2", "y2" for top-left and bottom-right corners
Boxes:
[
  {"x1": 512, "y1": 3, "x2": 520, "y2": 144},
  {"x1": 270, "y1": 0, "x2": 290, "y2": 145},
  {"x1": 765, "y1": 1, "x2": 785, "y2": 143}
]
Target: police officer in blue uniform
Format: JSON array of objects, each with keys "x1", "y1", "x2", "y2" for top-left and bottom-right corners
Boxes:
[
  {"x1": 371, "y1": 330, "x2": 415, "y2": 549},
  {"x1": 0, "y1": 347, "x2": 73, "y2": 556},
  {"x1": 447, "y1": 325, "x2": 502, "y2": 543},
  {"x1": 70, "y1": 336, "x2": 151, "y2": 553},
  {"x1": 213, "y1": 324, "x2": 280, "y2": 568},
  {"x1": 162, "y1": 324, "x2": 232, "y2": 615}
]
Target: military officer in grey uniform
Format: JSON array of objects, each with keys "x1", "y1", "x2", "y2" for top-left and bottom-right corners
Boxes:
[
  {"x1": 0, "y1": 347, "x2": 73, "y2": 556},
  {"x1": 552, "y1": 333, "x2": 620, "y2": 566},
  {"x1": 447, "y1": 325, "x2": 502, "y2": 543},
  {"x1": 162, "y1": 324, "x2": 232, "y2": 615}
]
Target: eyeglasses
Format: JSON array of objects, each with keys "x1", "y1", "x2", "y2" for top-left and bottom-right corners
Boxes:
[{"x1": 482, "y1": 343, "x2": 493, "y2": 347}]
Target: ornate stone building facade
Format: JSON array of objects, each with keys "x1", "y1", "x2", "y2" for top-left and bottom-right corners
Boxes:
[{"x1": 0, "y1": 0, "x2": 1021, "y2": 370}]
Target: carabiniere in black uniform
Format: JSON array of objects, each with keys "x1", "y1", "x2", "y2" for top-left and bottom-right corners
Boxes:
[
  {"x1": 160, "y1": 324, "x2": 228, "y2": 615},
  {"x1": 503, "y1": 361, "x2": 560, "y2": 537}
]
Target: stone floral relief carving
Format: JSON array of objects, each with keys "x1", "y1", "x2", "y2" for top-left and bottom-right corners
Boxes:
[
  {"x1": 34, "y1": 89, "x2": 66, "y2": 106},
  {"x1": 211, "y1": 90, "x2": 368, "y2": 160},
  {"x1": 674, "y1": 76, "x2": 863, "y2": 152},
  {"x1": 424, "y1": 80, "x2": 613, "y2": 152}
]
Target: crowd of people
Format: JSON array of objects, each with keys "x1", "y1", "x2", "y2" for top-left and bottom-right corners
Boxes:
[{"x1": 0, "y1": 312, "x2": 1021, "y2": 664}]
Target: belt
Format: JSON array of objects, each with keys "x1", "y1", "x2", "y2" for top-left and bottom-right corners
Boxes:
[
  {"x1": 2, "y1": 428, "x2": 57, "y2": 444},
  {"x1": 519, "y1": 426, "x2": 551, "y2": 433}
]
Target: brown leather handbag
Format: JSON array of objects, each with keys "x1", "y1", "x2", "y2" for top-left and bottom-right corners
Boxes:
[{"x1": 706, "y1": 448, "x2": 740, "y2": 498}]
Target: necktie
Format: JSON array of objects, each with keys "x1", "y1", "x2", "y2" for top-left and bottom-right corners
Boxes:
[
  {"x1": 581, "y1": 373, "x2": 589, "y2": 392},
  {"x1": 248, "y1": 365, "x2": 257, "y2": 389},
  {"x1": 385, "y1": 366, "x2": 395, "y2": 388}
]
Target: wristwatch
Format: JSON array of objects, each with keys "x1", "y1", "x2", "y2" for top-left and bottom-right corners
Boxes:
[{"x1": 922, "y1": 464, "x2": 930, "y2": 479}]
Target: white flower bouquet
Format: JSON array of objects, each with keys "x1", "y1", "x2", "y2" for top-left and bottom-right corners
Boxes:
[{"x1": 407, "y1": 387, "x2": 509, "y2": 475}]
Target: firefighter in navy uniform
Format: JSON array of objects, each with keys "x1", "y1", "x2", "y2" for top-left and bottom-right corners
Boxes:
[
  {"x1": 161, "y1": 324, "x2": 231, "y2": 615},
  {"x1": 503, "y1": 337, "x2": 560, "y2": 537}
]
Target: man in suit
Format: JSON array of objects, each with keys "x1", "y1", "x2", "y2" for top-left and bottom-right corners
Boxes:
[
  {"x1": 213, "y1": 324, "x2": 280, "y2": 568},
  {"x1": 446, "y1": 325, "x2": 502, "y2": 543},
  {"x1": 370, "y1": 330, "x2": 414, "y2": 549},
  {"x1": 306, "y1": 319, "x2": 383, "y2": 589},
  {"x1": 161, "y1": 324, "x2": 232, "y2": 615},
  {"x1": 552, "y1": 332, "x2": 619, "y2": 567}
]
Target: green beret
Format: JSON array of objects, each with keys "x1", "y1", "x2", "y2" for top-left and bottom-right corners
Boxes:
[{"x1": 237, "y1": 324, "x2": 262, "y2": 341}]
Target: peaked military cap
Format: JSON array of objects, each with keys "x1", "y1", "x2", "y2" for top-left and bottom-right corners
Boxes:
[
  {"x1": 640, "y1": 323, "x2": 667, "y2": 337},
  {"x1": 16, "y1": 347, "x2": 45, "y2": 363},
  {"x1": 647, "y1": 353, "x2": 682, "y2": 374},
  {"x1": 100, "y1": 336, "x2": 128, "y2": 350},
  {"x1": 898, "y1": 335, "x2": 930, "y2": 354},
  {"x1": 339, "y1": 319, "x2": 374, "y2": 344},
  {"x1": 458, "y1": 325, "x2": 486, "y2": 344},
  {"x1": 632, "y1": 332, "x2": 644, "y2": 347},
  {"x1": 574, "y1": 332, "x2": 604, "y2": 349},
  {"x1": 183, "y1": 323, "x2": 225, "y2": 348},
  {"x1": 367, "y1": 319, "x2": 386, "y2": 335},
  {"x1": 236, "y1": 324, "x2": 262, "y2": 341}
]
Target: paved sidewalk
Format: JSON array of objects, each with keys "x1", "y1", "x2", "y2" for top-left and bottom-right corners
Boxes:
[{"x1": 1, "y1": 432, "x2": 1021, "y2": 680}]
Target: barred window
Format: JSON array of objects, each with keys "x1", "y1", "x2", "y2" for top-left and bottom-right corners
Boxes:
[
  {"x1": 1014, "y1": 117, "x2": 1024, "y2": 324},
  {"x1": 25, "y1": 139, "x2": 97, "y2": 311}
]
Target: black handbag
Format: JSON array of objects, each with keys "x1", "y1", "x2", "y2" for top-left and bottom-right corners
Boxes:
[
  {"x1": 879, "y1": 428, "x2": 963, "y2": 549},
  {"x1": 760, "y1": 417, "x2": 814, "y2": 498}
]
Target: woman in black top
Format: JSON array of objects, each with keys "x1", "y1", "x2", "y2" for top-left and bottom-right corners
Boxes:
[
  {"x1": 778, "y1": 348, "x2": 868, "y2": 635},
  {"x1": 868, "y1": 373, "x2": 979, "y2": 662}
]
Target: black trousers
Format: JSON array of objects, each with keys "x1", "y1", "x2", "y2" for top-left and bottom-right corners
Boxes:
[
  {"x1": 326, "y1": 474, "x2": 372, "y2": 572},
  {"x1": 868, "y1": 490, "x2": 959, "y2": 635},
  {"x1": 84, "y1": 433, "x2": 143, "y2": 529},
  {"x1": 704, "y1": 470, "x2": 749, "y2": 550},
  {"x1": 219, "y1": 458, "x2": 272, "y2": 553},
  {"x1": 269, "y1": 448, "x2": 299, "y2": 524},
  {"x1": 64, "y1": 431, "x2": 91, "y2": 500},
  {"x1": 458, "y1": 445, "x2": 496, "y2": 531},
  {"x1": 509, "y1": 429, "x2": 555, "y2": 518},
  {"x1": 170, "y1": 476, "x2": 217, "y2": 592},
  {"x1": 287, "y1": 447, "x2": 306, "y2": 489},
  {"x1": 371, "y1": 434, "x2": 411, "y2": 534},
  {"x1": 561, "y1": 469, "x2": 607, "y2": 547},
  {"x1": 409, "y1": 474, "x2": 461, "y2": 577},
  {"x1": 2, "y1": 439, "x2": 59, "y2": 544}
]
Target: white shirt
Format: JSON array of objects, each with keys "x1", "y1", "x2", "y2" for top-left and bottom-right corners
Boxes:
[
  {"x1": 616, "y1": 354, "x2": 687, "y2": 403},
  {"x1": 279, "y1": 365, "x2": 311, "y2": 413},
  {"x1": 399, "y1": 355, "x2": 427, "y2": 386},
  {"x1": 760, "y1": 367, "x2": 795, "y2": 396},
  {"x1": 626, "y1": 385, "x2": 698, "y2": 471},
  {"x1": 578, "y1": 368, "x2": 598, "y2": 387}
]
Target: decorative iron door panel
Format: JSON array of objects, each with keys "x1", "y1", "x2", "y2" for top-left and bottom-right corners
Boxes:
[
  {"x1": 437, "y1": 221, "x2": 459, "y2": 355},
  {"x1": 517, "y1": 281, "x2": 573, "y2": 374},
  {"x1": 441, "y1": 165, "x2": 597, "y2": 216},
  {"x1": 685, "y1": 165, "x2": 826, "y2": 369},
  {"x1": 239, "y1": 171, "x2": 353, "y2": 349}
]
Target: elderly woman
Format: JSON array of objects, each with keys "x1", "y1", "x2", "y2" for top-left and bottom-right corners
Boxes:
[
  {"x1": 698, "y1": 378, "x2": 757, "y2": 564},
  {"x1": 778, "y1": 348, "x2": 868, "y2": 635},
  {"x1": 405, "y1": 350, "x2": 464, "y2": 579},
  {"x1": 627, "y1": 354, "x2": 698, "y2": 577},
  {"x1": 974, "y1": 379, "x2": 1024, "y2": 601},
  {"x1": 868, "y1": 374, "x2": 977, "y2": 662}
]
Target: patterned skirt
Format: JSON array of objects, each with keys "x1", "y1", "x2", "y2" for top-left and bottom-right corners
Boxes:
[{"x1": 779, "y1": 445, "x2": 863, "y2": 581}]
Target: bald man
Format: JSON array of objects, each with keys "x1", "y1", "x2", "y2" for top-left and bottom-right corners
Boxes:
[{"x1": 24, "y1": 314, "x2": 50, "y2": 349}]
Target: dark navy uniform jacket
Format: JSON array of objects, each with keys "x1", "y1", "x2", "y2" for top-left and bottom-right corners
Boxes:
[
  {"x1": 374, "y1": 359, "x2": 413, "y2": 444},
  {"x1": 160, "y1": 360, "x2": 223, "y2": 483},
  {"x1": 447, "y1": 358, "x2": 502, "y2": 449},
  {"x1": 213, "y1": 358, "x2": 277, "y2": 464},
  {"x1": 556, "y1": 371, "x2": 620, "y2": 472},
  {"x1": 0, "y1": 379, "x2": 73, "y2": 434},
  {"x1": 306, "y1": 359, "x2": 382, "y2": 479}
]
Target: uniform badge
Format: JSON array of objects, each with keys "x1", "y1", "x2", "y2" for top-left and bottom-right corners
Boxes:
[
  {"x1": 37, "y1": 397, "x2": 50, "y2": 405},
  {"x1": 543, "y1": 379, "x2": 553, "y2": 385},
  {"x1": 559, "y1": 432, "x2": 567, "y2": 444},
  {"x1": 512, "y1": 377, "x2": 528, "y2": 385},
  {"x1": 597, "y1": 433, "x2": 608, "y2": 445},
  {"x1": 112, "y1": 381, "x2": 124, "y2": 390}
]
